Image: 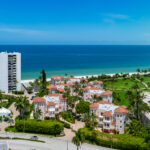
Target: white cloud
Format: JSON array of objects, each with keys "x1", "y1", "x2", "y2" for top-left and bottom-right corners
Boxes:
[
  {"x1": 0, "y1": 27, "x2": 45, "y2": 35},
  {"x1": 106, "y1": 13, "x2": 129, "y2": 20}
]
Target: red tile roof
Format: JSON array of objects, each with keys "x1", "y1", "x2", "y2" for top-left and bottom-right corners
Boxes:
[
  {"x1": 47, "y1": 102, "x2": 55, "y2": 106},
  {"x1": 101, "y1": 90, "x2": 112, "y2": 96},
  {"x1": 59, "y1": 95, "x2": 67, "y2": 100},
  {"x1": 115, "y1": 106, "x2": 128, "y2": 114},
  {"x1": 46, "y1": 93, "x2": 60, "y2": 97},
  {"x1": 51, "y1": 75, "x2": 65, "y2": 79},
  {"x1": 90, "y1": 87, "x2": 101, "y2": 90},
  {"x1": 93, "y1": 80, "x2": 103, "y2": 84},
  {"x1": 46, "y1": 85, "x2": 57, "y2": 89},
  {"x1": 98, "y1": 100, "x2": 113, "y2": 105},
  {"x1": 33, "y1": 97, "x2": 45, "y2": 103},
  {"x1": 59, "y1": 88, "x2": 64, "y2": 92},
  {"x1": 90, "y1": 103, "x2": 98, "y2": 108},
  {"x1": 83, "y1": 87, "x2": 89, "y2": 91},
  {"x1": 103, "y1": 111, "x2": 112, "y2": 117},
  {"x1": 80, "y1": 78, "x2": 88, "y2": 81}
]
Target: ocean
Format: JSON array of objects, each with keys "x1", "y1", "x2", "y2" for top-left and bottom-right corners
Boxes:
[{"x1": 0, "y1": 45, "x2": 150, "y2": 80}]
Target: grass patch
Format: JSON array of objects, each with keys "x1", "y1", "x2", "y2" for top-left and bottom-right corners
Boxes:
[
  {"x1": 103, "y1": 78, "x2": 145, "y2": 90},
  {"x1": 113, "y1": 90, "x2": 130, "y2": 106}
]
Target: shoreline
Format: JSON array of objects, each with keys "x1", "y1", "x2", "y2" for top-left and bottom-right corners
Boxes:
[{"x1": 21, "y1": 71, "x2": 141, "y2": 84}]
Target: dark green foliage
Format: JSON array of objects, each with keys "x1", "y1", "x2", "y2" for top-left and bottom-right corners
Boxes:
[
  {"x1": 12, "y1": 91, "x2": 24, "y2": 95},
  {"x1": 79, "y1": 128, "x2": 148, "y2": 150},
  {"x1": 0, "y1": 94, "x2": 18, "y2": 108},
  {"x1": 61, "y1": 110, "x2": 75, "y2": 123},
  {"x1": 4, "y1": 117, "x2": 9, "y2": 122},
  {"x1": 60, "y1": 121, "x2": 71, "y2": 128},
  {"x1": 36, "y1": 69, "x2": 49, "y2": 97},
  {"x1": 15, "y1": 119, "x2": 64, "y2": 135},
  {"x1": 75, "y1": 101, "x2": 90, "y2": 114}
]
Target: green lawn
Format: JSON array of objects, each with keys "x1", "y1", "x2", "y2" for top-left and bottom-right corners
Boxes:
[
  {"x1": 139, "y1": 75, "x2": 150, "y2": 86},
  {"x1": 103, "y1": 78, "x2": 145, "y2": 90},
  {"x1": 112, "y1": 90, "x2": 130, "y2": 106}
]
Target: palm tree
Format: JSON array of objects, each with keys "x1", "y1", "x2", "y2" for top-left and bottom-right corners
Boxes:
[
  {"x1": 72, "y1": 136, "x2": 80, "y2": 150},
  {"x1": 136, "y1": 68, "x2": 141, "y2": 73},
  {"x1": 35, "y1": 109, "x2": 42, "y2": 119},
  {"x1": 72, "y1": 130, "x2": 85, "y2": 150},
  {"x1": 15, "y1": 96, "x2": 30, "y2": 119}
]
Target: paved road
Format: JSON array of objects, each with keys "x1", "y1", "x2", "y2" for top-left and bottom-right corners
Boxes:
[
  {"x1": 0, "y1": 132, "x2": 112, "y2": 150},
  {"x1": 3, "y1": 139, "x2": 111, "y2": 150}
]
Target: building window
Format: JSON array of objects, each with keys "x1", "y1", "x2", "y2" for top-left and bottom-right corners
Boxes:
[{"x1": 120, "y1": 126, "x2": 122, "y2": 128}]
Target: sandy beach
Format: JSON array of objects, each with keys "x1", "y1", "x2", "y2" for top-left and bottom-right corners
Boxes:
[{"x1": 21, "y1": 71, "x2": 142, "y2": 84}]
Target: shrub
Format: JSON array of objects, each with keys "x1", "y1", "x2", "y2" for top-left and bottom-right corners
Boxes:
[
  {"x1": 4, "y1": 117, "x2": 9, "y2": 122},
  {"x1": 79, "y1": 128, "x2": 148, "y2": 150},
  {"x1": 0, "y1": 116, "x2": 2, "y2": 122},
  {"x1": 15, "y1": 119, "x2": 64, "y2": 136},
  {"x1": 60, "y1": 121, "x2": 70, "y2": 128},
  {"x1": 12, "y1": 91, "x2": 24, "y2": 95},
  {"x1": 61, "y1": 111, "x2": 75, "y2": 123}
]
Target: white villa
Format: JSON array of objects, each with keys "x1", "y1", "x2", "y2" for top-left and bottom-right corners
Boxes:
[
  {"x1": 33, "y1": 93, "x2": 67, "y2": 119},
  {"x1": 90, "y1": 100, "x2": 129, "y2": 134},
  {"x1": 33, "y1": 74, "x2": 129, "y2": 134},
  {"x1": 0, "y1": 107, "x2": 11, "y2": 118}
]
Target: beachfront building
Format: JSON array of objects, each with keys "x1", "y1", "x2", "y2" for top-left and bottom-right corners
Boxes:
[
  {"x1": 83, "y1": 87, "x2": 104, "y2": 102},
  {"x1": 47, "y1": 83, "x2": 73, "y2": 94},
  {"x1": 33, "y1": 93, "x2": 67, "y2": 119},
  {"x1": 51, "y1": 75, "x2": 82, "y2": 85},
  {"x1": 90, "y1": 100, "x2": 129, "y2": 134},
  {"x1": 89, "y1": 80, "x2": 103, "y2": 89},
  {"x1": 0, "y1": 52, "x2": 21, "y2": 93},
  {"x1": 51, "y1": 75, "x2": 65, "y2": 85},
  {"x1": 0, "y1": 107, "x2": 11, "y2": 118}
]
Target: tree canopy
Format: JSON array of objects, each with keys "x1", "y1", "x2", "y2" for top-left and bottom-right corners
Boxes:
[{"x1": 75, "y1": 101, "x2": 90, "y2": 114}]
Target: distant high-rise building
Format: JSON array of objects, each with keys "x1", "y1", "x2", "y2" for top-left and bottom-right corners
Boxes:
[{"x1": 0, "y1": 52, "x2": 21, "y2": 93}]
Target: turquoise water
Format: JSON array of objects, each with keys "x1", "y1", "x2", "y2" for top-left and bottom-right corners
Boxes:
[{"x1": 1, "y1": 45, "x2": 150, "y2": 80}]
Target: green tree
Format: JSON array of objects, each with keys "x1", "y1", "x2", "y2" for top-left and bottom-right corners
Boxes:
[
  {"x1": 36, "y1": 69, "x2": 49, "y2": 97},
  {"x1": 34, "y1": 109, "x2": 42, "y2": 119},
  {"x1": 76, "y1": 101, "x2": 90, "y2": 114},
  {"x1": 72, "y1": 130, "x2": 85, "y2": 150},
  {"x1": 15, "y1": 96, "x2": 30, "y2": 119},
  {"x1": 125, "y1": 119, "x2": 143, "y2": 136}
]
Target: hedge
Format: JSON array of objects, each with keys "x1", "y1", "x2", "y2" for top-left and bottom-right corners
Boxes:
[
  {"x1": 15, "y1": 119, "x2": 64, "y2": 136},
  {"x1": 79, "y1": 128, "x2": 148, "y2": 150},
  {"x1": 60, "y1": 121, "x2": 71, "y2": 128}
]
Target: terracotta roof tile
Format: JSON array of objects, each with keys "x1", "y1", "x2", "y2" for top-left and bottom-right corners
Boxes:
[
  {"x1": 90, "y1": 87, "x2": 101, "y2": 90},
  {"x1": 115, "y1": 106, "x2": 128, "y2": 114},
  {"x1": 46, "y1": 93, "x2": 60, "y2": 97},
  {"x1": 59, "y1": 88, "x2": 64, "y2": 92},
  {"x1": 90, "y1": 103, "x2": 98, "y2": 108},
  {"x1": 33, "y1": 97, "x2": 45, "y2": 103},
  {"x1": 93, "y1": 80, "x2": 103, "y2": 84},
  {"x1": 98, "y1": 100, "x2": 113, "y2": 105},
  {"x1": 59, "y1": 95, "x2": 67, "y2": 100},
  {"x1": 46, "y1": 85, "x2": 57, "y2": 89},
  {"x1": 83, "y1": 87, "x2": 89, "y2": 91},
  {"x1": 101, "y1": 90, "x2": 112, "y2": 96},
  {"x1": 103, "y1": 111, "x2": 112, "y2": 117},
  {"x1": 47, "y1": 102, "x2": 55, "y2": 106}
]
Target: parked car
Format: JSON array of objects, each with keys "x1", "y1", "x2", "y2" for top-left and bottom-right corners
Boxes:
[{"x1": 30, "y1": 135, "x2": 38, "y2": 140}]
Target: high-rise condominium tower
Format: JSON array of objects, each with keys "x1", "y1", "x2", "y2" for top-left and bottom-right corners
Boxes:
[{"x1": 0, "y1": 52, "x2": 21, "y2": 93}]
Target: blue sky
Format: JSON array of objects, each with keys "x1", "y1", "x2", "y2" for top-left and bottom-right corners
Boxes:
[{"x1": 1, "y1": 0, "x2": 150, "y2": 44}]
